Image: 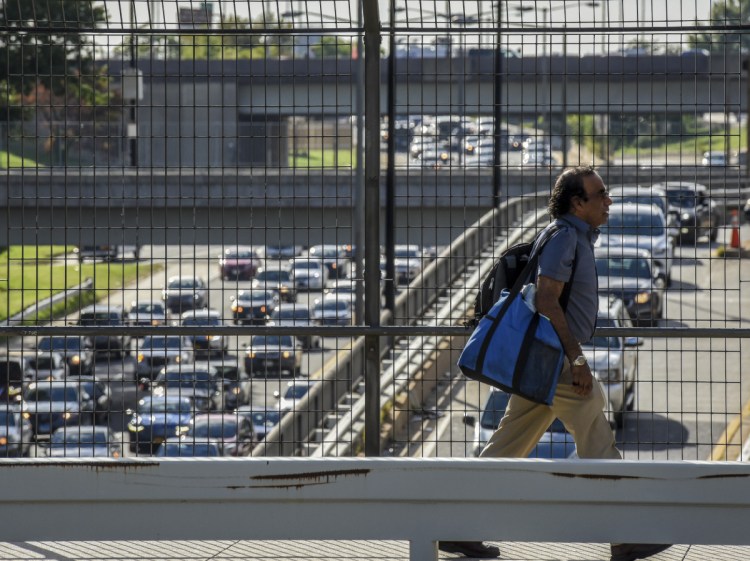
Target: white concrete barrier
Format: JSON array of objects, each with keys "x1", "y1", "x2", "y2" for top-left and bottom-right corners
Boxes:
[{"x1": 2, "y1": 457, "x2": 749, "y2": 561}]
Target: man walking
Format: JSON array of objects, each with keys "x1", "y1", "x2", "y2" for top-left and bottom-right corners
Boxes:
[{"x1": 440, "y1": 168, "x2": 671, "y2": 561}]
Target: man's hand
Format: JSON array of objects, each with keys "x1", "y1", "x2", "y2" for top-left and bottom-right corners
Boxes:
[{"x1": 571, "y1": 364, "x2": 594, "y2": 397}]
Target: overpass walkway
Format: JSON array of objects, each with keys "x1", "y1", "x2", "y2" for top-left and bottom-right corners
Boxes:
[{"x1": 3, "y1": 539, "x2": 749, "y2": 560}]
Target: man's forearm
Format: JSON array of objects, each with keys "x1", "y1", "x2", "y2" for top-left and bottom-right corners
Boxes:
[{"x1": 536, "y1": 294, "x2": 581, "y2": 361}]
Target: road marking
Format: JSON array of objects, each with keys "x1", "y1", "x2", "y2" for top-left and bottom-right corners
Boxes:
[{"x1": 710, "y1": 397, "x2": 750, "y2": 461}]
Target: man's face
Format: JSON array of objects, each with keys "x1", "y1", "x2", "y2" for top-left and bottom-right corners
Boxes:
[{"x1": 574, "y1": 173, "x2": 612, "y2": 228}]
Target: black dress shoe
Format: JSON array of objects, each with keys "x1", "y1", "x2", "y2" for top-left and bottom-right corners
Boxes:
[
  {"x1": 610, "y1": 543, "x2": 672, "y2": 561},
  {"x1": 438, "y1": 541, "x2": 500, "y2": 558}
]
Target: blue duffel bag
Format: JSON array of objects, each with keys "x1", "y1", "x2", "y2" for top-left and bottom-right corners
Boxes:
[{"x1": 458, "y1": 286, "x2": 564, "y2": 405}]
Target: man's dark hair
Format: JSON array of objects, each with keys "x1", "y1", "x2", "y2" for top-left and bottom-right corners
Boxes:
[{"x1": 547, "y1": 166, "x2": 598, "y2": 218}]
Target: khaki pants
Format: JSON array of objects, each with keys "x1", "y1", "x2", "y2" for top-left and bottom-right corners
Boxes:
[{"x1": 480, "y1": 363, "x2": 621, "y2": 460}]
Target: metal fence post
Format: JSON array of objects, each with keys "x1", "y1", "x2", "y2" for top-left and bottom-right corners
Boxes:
[{"x1": 363, "y1": 0, "x2": 382, "y2": 457}]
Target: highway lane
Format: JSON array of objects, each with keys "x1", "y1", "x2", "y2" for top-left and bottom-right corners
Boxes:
[
  {"x1": 23, "y1": 245, "x2": 356, "y2": 456},
  {"x1": 401, "y1": 227, "x2": 750, "y2": 460}
]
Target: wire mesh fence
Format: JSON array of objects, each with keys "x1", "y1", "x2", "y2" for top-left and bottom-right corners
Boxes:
[{"x1": 1, "y1": 0, "x2": 749, "y2": 463}]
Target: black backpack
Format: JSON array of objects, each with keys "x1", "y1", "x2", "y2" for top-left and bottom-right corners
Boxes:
[{"x1": 466, "y1": 223, "x2": 576, "y2": 329}]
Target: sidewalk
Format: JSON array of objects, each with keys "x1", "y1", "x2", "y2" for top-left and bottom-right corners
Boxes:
[{"x1": 5, "y1": 541, "x2": 750, "y2": 560}]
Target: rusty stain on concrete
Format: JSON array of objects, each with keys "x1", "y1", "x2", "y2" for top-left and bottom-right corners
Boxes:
[{"x1": 226, "y1": 468, "x2": 371, "y2": 490}]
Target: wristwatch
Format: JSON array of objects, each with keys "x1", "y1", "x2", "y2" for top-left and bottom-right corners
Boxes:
[{"x1": 571, "y1": 355, "x2": 587, "y2": 367}]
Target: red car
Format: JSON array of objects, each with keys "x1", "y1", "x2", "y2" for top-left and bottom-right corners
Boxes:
[{"x1": 218, "y1": 246, "x2": 260, "y2": 280}]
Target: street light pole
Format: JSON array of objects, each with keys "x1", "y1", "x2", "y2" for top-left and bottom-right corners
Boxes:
[
  {"x1": 384, "y1": 0, "x2": 396, "y2": 315},
  {"x1": 492, "y1": 1, "x2": 503, "y2": 208}
]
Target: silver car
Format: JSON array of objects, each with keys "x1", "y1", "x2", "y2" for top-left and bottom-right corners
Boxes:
[{"x1": 583, "y1": 296, "x2": 642, "y2": 428}]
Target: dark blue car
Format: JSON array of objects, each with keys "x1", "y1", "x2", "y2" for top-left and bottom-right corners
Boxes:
[{"x1": 127, "y1": 395, "x2": 195, "y2": 455}]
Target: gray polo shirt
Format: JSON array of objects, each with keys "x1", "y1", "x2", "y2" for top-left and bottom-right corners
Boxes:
[{"x1": 534, "y1": 214, "x2": 599, "y2": 343}]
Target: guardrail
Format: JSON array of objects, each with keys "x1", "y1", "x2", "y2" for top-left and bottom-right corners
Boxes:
[
  {"x1": 254, "y1": 196, "x2": 547, "y2": 456},
  {"x1": 2, "y1": 457, "x2": 749, "y2": 561}
]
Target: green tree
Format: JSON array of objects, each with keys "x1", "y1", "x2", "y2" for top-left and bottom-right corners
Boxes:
[
  {"x1": 0, "y1": 0, "x2": 108, "y2": 96},
  {"x1": 688, "y1": 0, "x2": 750, "y2": 54}
]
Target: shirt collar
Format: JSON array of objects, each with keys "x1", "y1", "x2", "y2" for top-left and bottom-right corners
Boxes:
[{"x1": 560, "y1": 213, "x2": 600, "y2": 244}]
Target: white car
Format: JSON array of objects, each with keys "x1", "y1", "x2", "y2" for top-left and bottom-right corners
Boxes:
[
  {"x1": 180, "y1": 309, "x2": 228, "y2": 356},
  {"x1": 701, "y1": 150, "x2": 727, "y2": 166},
  {"x1": 583, "y1": 296, "x2": 641, "y2": 428},
  {"x1": 596, "y1": 203, "x2": 674, "y2": 285},
  {"x1": 306, "y1": 244, "x2": 351, "y2": 280},
  {"x1": 274, "y1": 380, "x2": 317, "y2": 412},
  {"x1": 289, "y1": 257, "x2": 328, "y2": 291},
  {"x1": 312, "y1": 298, "x2": 354, "y2": 326},
  {"x1": 136, "y1": 335, "x2": 194, "y2": 377},
  {"x1": 393, "y1": 244, "x2": 424, "y2": 284}
]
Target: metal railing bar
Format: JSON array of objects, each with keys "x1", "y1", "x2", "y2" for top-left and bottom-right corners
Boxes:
[{"x1": 2, "y1": 326, "x2": 749, "y2": 338}]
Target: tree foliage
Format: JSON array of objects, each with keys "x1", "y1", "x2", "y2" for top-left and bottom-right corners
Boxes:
[
  {"x1": 688, "y1": 0, "x2": 750, "y2": 54},
  {"x1": 0, "y1": 0, "x2": 108, "y2": 96}
]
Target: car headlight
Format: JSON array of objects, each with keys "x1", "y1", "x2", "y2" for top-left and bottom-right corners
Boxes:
[
  {"x1": 593, "y1": 367, "x2": 622, "y2": 382},
  {"x1": 248, "y1": 351, "x2": 256, "y2": 359},
  {"x1": 70, "y1": 355, "x2": 81, "y2": 365},
  {"x1": 260, "y1": 305, "x2": 266, "y2": 313},
  {"x1": 282, "y1": 351, "x2": 291, "y2": 359},
  {"x1": 634, "y1": 292, "x2": 651, "y2": 304},
  {"x1": 682, "y1": 212, "x2": 692, "y2": 220},
  {"x1": 62, "y1": 412, "x2": 72, "y2": 420},
  {"x1": 128, "y1": 424, "x2": 145, "y2": 432},
  {"x1": 313, "y1": 273, "x2": 320, "y2": 278},
  {"x1": 151, "y1": 319, "x2": 161, "y2": 326},
  {"x1": 22, "y1": 412, "x2": 30, "y2": 420},
  {"x1": 137, "y1": 353, "x2": 145, "y2": 363},
  {"x1": 232, "y1": 387, "x2": 242, "y2": 395},
  {"x1": 0, "y1": 437, "x2": 7, "y2": 446},
  {"x1": 652, "y1": 246, "x2": 666, "y2": 257},
  {"x1": 232, "y1": 305, "x2": 243, "y2": 313},
  {"x1": 176, "y1": 426, "x2": 190, "y2": 434}
]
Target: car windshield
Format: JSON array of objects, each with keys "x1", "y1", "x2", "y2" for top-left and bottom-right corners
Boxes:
[
  {"x1": 51, "y1": 430, "x2": 108, "y2": 445},
  {"x1": 257, "y1": 270, "x2": 290, "y2": 282},
  {"x1": 38, "y1": 337, "x2": 81, "y2": 351},
  {"x1": 285, "y1": 385, "x2": 312, "y2": 399},
  {"x1": 666, "y1": 190, "x2": 697, "y2": 208},
  {"x1": 272, "y1": 308, "x2": 310, "y2": 320},
  {"x1": 251, "y1": 335, "x2": 294, "y2": 347},
  {"x1": 0, "y1": 411, "x2": 17, "y2": 426},
  {"x1": 582, "y1": 318, "x2": 621, "y2": 349},
  {"x1": 394, "y1": 248, "x2": 420, "y2": 258},
  {"x1": 249, "y1": 410, "x2": 282, "y2": 426},
  {"x1": 138, "y1": 398, "x2": 192, "y2": 414},
  {"x1": 317, "y1": 300, "x2": 348, "y2": 311},
  {"x1": 130, "y1": 303, "x2": 163, "y2": 314},
  {"x1": 26, "y1": 385, "x2": 79, "y2": 402},
  {"x1": 168, "y1": 278, "x2": 200, "y2": 289},
  {"x1": 33, "y1": 356, "x2": 60, "y2": 370},
  {"x1": 182, "y1": 316, "x2": 220, "y2": 327},
  {"x1": 192, "y1": 420, "x2": 239, "y2": 438},
  {"x1": 596, "y1": 257, "x2": 652, "y2": 279},
  {"x1": 225, "y1": 249, "x2": 255, "y2": 259},
  {"x1": 292, "y1": 261, "x2": 320, "y2": 270},
  {"x1": 311, "y1": 247, "x2": 339, "y2": 258},
  {"x1": 78, "y1": 313, "x2": 118, "y2": 326},
  {"x1": 601, "y1": 210, "x2": 664, "y2": 237},
  {"x1": 238, "y1": 290, "x2": 272, "y2": 300},
  {"x1": 615, "y1": 195, "x2": 666, "y2": 215},
  {"x1": 157, "y1": 443, "x2": 220, "y2": 456},
  {"x1": 479, "y1": 391, "x2": 510, "y2": 430},
  {"x1": 161, "y1": 372, "x2": 214, "y2": 391},
  {"x1": 142, "y1": 336, "x2": 183, "y2": 350}
]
